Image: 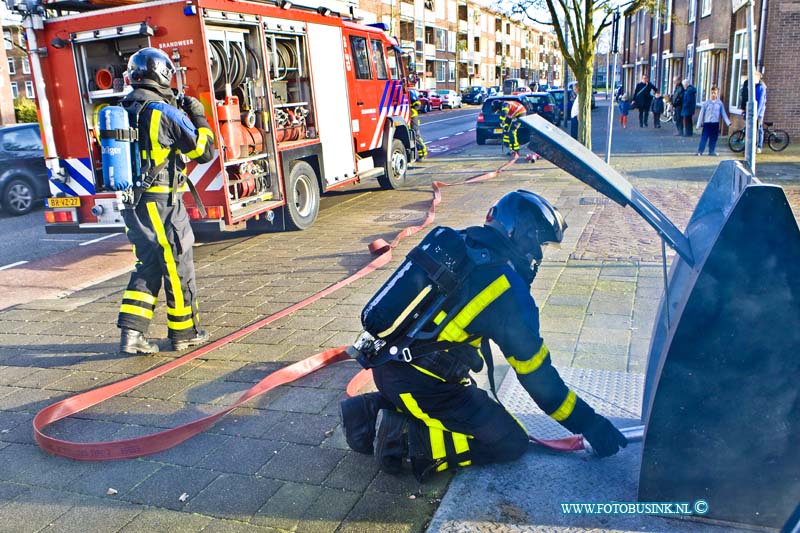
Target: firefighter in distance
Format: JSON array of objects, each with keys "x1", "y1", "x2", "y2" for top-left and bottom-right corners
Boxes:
[
  {"x1": 409, "y1": 93, "x2": 427, "y2": 159},
  {"x1": 117, "y1": 47, "x2": 216, "y2": 354},
  {"x1": 494, "y1": 99, "x2": 526, "y2": 155},
  {"x1": 340, "y1": 190, "x2": 627, "y2": 481}
]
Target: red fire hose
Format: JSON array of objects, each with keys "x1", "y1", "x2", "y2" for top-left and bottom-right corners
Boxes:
[{"x1": 32, "y1": 153, "x2": 606, "y2": 460}]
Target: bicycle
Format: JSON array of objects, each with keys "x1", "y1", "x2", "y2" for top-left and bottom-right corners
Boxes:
[{"x1": 728, "y1": 121, "x2": 790, "y2": 152}]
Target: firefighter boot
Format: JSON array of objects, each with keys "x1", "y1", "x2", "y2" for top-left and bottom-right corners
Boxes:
[
  {"x1": 373, "y1": 409, "x2": 409, "y2": 474},
  {"x1": 119, "y1": 328, "x2": 159, "y2": 355},
  {"x1": 172, "y1": 330, "x2": 210, "y2": 352},
  {"x1": 339, "y1": 392, "x2": 393, "y2": 455}
]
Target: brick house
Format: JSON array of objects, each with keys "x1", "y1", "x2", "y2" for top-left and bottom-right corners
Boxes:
[{"x1": 621, "y1": 0, "x2": 799, "y2": 136}]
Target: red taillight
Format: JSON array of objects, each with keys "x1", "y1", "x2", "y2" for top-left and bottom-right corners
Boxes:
[
  {"x1": 187, "y1": 206, "x2": 224, "y2": 220},
  {"x1": 45, "y1": 210, "x2": 75, "y2": 223},
  {"x1": 544, "y1": 104, "x2": 552, "y2": 112},
  {"x1": 477, "y1": 113, "x2": 484, "y2": 123}
]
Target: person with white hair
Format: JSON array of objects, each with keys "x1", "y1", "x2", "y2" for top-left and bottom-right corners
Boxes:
[{"x1": 679, "y1": 79, "x2": 697, "y2": 137}]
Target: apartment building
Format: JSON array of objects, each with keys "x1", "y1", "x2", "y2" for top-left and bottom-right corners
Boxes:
[
  {"x1": 621, "y1": 0, "x2": 799, "y2": 135},
  {"x1": 358, "y1": 0, "x2": 561, "y2": 90}
]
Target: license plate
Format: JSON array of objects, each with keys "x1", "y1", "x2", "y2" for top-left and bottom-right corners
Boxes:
[
  {"x1": 493, "y1": 128, "x2": 503, "y2": 134},
  {"x1": 47, "y1": 197, "x2": 80, "y2": 208}
]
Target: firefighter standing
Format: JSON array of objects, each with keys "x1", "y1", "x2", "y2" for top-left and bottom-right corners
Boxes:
[
  {"x1": 494, "y1": 99, "x2": 526, "y2": 155},
  {"x1": 410, "y1": 93, "x2": 427, "y2": 159},
  {"x1": 340, "y1": 190, "x2": 627, "y2": 481},
  {"x1": 117, "y1": 47, "x2": 216, "y2": 354}
]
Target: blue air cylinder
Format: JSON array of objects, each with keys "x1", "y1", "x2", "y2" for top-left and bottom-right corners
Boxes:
[{"x1": 98, "y1": 106, "x2": 133, "y2": 191}]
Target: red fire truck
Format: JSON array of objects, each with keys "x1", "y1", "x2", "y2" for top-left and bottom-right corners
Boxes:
[{"x1": 12, "y1": 0, "x2": 417, "y2": 232}]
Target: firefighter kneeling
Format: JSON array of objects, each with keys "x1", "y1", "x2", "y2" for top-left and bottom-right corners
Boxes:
[
  {"x1": 112, "y1": 48, "x2": 216, "y2": 354},
  {"x1": 341, "y1": 190, "x2": 626, "y2": 481}
]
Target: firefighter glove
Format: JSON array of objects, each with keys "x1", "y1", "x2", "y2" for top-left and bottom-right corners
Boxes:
[
  {"x1": 181, "y1": 96, "x2": 206, "y2": 121},
  {"x1": 583, "y1": 415, "x2": 627, "y2": 458}
]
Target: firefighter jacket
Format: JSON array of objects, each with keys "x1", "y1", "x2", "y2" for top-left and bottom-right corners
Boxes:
[
  {"x1": 411, "y1": 225, "x2": 596, "y2": 435},
  {"x1": 122, "y1": 87, "x2": 215, "y2": 191},
  {"x1": 501, "y1": 100, "x2": 527, "y2": 121}
]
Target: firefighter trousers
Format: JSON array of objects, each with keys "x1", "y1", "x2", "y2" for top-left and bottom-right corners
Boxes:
[
  {"x1": 117, "y1": 193, "x2": 202, "y2": 341},
  {"x1": 500, "y1": 117, "x2": 522, "y2": 152},
  {"x1": 373, "y1": 360, "x2": 530, "y2": 475}
]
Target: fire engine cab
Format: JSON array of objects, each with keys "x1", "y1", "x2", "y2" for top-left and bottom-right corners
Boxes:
[{"x1": 11, "y1": 0, "x2": 417, "y2": 232}]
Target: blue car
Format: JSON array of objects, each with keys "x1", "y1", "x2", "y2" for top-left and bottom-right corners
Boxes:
[{"x1": 0, "y1": 123, "x2": 48, "y2": 215}]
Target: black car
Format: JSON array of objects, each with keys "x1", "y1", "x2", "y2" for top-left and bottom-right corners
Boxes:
[
  {"x1": 462, "y1": 86, "x2": 488, "y2": 105},
  {"x1": 0, "y1": 123, "x2": 48, "y2": 216},
  {"x1": 475, "y1": 95, "x2": 535, "y2": 145},
  {"x1": 524, "y1": 92, "x2": 558, "y2": 124}
]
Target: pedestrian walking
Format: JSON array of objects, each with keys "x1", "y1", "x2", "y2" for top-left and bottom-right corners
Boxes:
[
  {"x1": 695, "y1": 87, "x2": 730, "y2": 156},
  {"x1": 680, "y1": 79, "x2": 697, "y2": 137},
  {"x1": 632, "y1": 74, "x2": 657, "y2": 127},
  {"x1": 671, "y1": 76, "x2": 685, "y2": 136},
  {"x1": 618, "y1": 94, "x2": 631, "y2": 128},
  {"x1": 651, "y1": 91, "x2": 665, "y2": 128},
  {"x1": 116, "y1": 47, "x2": 216, "y2": 355},
  {"x1": 340, "y1": 191, "x2": 627, "y2": 482}
]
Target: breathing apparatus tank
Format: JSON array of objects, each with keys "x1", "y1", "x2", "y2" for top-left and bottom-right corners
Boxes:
[{"x1": 98, "y1": 106, "x2": 136, "y2": 191}]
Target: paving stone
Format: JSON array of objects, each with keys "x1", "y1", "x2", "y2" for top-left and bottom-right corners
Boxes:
[
  {"x1": 206, "y1": 407, "x2": 284, "y2": 439},
  {"x1": 0, "y1": 366, "x2": 38, "y2": 386},
  {"x1": 39, "y1": 496, "x2": 141, "y2": 533},
  {"x1": 264, "y1": 412, "x2": 337, "y2": 446},
  {"x1": 200, "y1": 518, "x2": 280, "y2": 532},
  {"x1": 295, "y1": 486, "x2": 361, "y2": 533},
  {"x1": 324, "y1": 452, "x2": 380, "y2": 492},
  {"x1": 251, "y1": 481, "x2": 322, "y2": 530},
  {"x1": 0, "y1": 443, "x2": 47, "y2": 481},
  {"x1": 141, "y1": 431, "x2": 230, "y2": 467},
  {"x1": 0, "y1": 387, "x2": 66, "y2": 413},
  {"x1": 257, "y1": 443, "x2": 346, "y2": 484},
  {"x1": 339, "y1": 489, "x2": 436, "y2": 533},
  {"x1": 267, "y1": 386, "x2": 341, "y2": 414},
  {"x1": 197, "y1": 437, "x2": 285, "y2": 474},
  {"x1": 122, "y1": 377, "x2": 194, "y2": 400},
  {"x1": 123, "y1": 465, "x2": 218, "y2": 510},
  {"x1": 185, "y1": 473, "x2": 282, "y2": 521},
  {"x1": 0, "y1": 481, "x2": 28, "y2": 507},
  {"x1": 118, "y1": 507, "x2": 213, "y2": 532},
  {"x1": 0, "y1": 487, "x2": 80, "y2": 532},
  {"x1": 73, "y1": 458, "x2": 161, "y2": 498}
]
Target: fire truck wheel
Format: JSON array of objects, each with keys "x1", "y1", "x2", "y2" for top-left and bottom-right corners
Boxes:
[
  {"x1": 284, "y1": 161, "x2": 320, "y2": 230},
  {"x1": 378, "y1": 138, "x2": 408, "y2": 190}
]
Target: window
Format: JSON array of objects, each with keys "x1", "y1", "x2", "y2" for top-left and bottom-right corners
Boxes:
[
  {"x1": 7, "y1": 58, "x2": 14, "y2": 75},
  {"x1": 370, "y1": 40, "x2": 388, "y2": 80},
  {"x1": 447, "y1": 31, "x2": 455, "y2": 53},
  {"x1": 4, "y1": 32, "x2": 10, "y2": 50},
  {"x1": 435, "y1": 60, "x2": 446, "y2": 82},
  {"x1": 639, "y1": 12, "x2": 645, "y2": 44},
  {"x1": 686, "y1": 44, "x2": 694, "y2": 82},
  {"x1": 651, "y1": 2, "x2": 659, "y2": 36},
  {"x1": 25, "y1": 81, "x2": 34, "y2": 99},
  {"x1": 2, "y1": 127, "x2": 40, "y2": 151},
  {"x1": 689, "y1": 0, "x2": 696, "y2": 22},
  {"x1": 435, "y1": 29, "x2": 446, "y2": 50},
  {"x1": 448, "y1": 61, "x2": 455, "y2": 82},
  {"x1": 729, "y1": 29, "x2": 746, "y2": 112},
  {"x1": 696, "y1": 50, "x2": 710, "y2": 103},
  {"x1": 664, "y1": 0, "x2": 672, "y2": 33},
  {"x1": 22, "y1": 57, "x2": 29, "y2": 74},
  {"x1": 388, "y1": 49, "x2": 401, "y2": 80},
  {"x1": 350, "y1": 36, "x2": 372, "y2": 80},
  {"x1": 650, "y1": 53, "x2": 657, "y2": 81},
  {"x1": 701, "y1": 0, "x2": 711, "y2": 17},
  {"x1": 17, "y1": 30, "x2": 24, "y2": 47},
  {"x1": 10, "y1": 82, "x2": 17, "y2": 99}
]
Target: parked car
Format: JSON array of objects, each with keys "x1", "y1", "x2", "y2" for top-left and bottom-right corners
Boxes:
[
  {"x1": 418, "y1": 89, "x2": 442, "y2": 111},
  {"x1": 567, "y1": 81, "x2": 597, "y2": 109},
  {"x1": 462, "y1": 86, "x2": 488, "y2": 105},
  {"x1": 0, "y1": 123, "x2": 48, "y2": 216},
  {"x1": 523, "y1": 92, "x2": 558, "y2": 124},
  {"x1": 436, "y1": 89, "x2": 462, "y2": 109},
  {"x1": 547, "y1": 88, "x2": 570, "y2": 125},
  {"x1": 475, "y1": 95, "x2": 534, "y2": 145}
]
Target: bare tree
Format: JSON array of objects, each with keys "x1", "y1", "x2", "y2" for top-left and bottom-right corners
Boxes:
[{"x1": 507, "y1": 0, "x2": 652, "y2": 148}]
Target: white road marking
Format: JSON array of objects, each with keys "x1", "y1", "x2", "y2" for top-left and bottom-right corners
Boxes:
[
  {"x1": 438, "y1": 136, "x2": 449, "y2": 140},
  {"x1": 0, "y1": 260, "x2": 28, "y2": 271},
  {"x1": 79, "y1": 234, "x2": 120, "y2": 246},
  {"x1": 468, "y1": 128, "x2": 476, "y2": 131},
  {"x1": 454, "y1": 131, "x2": 465, "y2": 135}
]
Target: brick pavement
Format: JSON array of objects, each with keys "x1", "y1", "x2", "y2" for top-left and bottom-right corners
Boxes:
[{"x1": 0, "y1": 102, "x2": 798, "y2": 532}]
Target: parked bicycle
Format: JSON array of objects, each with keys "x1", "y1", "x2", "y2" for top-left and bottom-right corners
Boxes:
[{"x1": 728, "y1": 122, "x2": 790, "y2": 152}]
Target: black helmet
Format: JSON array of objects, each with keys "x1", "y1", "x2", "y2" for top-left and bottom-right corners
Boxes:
[
  {"x1": 127, "y1": 47, "x2": 175, "y2": 90},
  {"x1": 485, "y1": 190, "x2": 567, "y2": 263},
  {"x1": 491, "y1": 99, "x2": 504, "y2": 113}
]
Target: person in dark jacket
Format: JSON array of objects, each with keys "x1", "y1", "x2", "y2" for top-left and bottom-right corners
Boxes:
[
  {"x1": 670, "y1": 76, "x2": 685, "y2": 136},
  {"x1": 651, "y1": 91, "x2": 665, "y2": 128},
  {"x1": 680, "y1": 79, "x2": 698, "y2": 137},
  {"x1": 339, "y1": 191, "x2": 627, "y2": 482},
  {"x1": 117, "y1": 47, "x2": 216, "y2": 354},
  {"x1": 632, "y1": 74, "x2": 657, "y2": 127}
]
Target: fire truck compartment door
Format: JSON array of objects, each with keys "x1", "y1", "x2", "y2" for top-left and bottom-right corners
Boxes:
[{"x1": 307, "y1": 23, "x2": 357, "y2": 186}]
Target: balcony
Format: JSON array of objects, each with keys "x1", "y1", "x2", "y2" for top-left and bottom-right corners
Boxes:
[
  {"x1": 400, "y1": 2, "x2": 414, "y2": 18},
  {"x1": 424, "y1": 43, "x2": 436, "y2": 57},
  {"x1": 458, "y1": 20, "x2": 468, "y2": 33}
]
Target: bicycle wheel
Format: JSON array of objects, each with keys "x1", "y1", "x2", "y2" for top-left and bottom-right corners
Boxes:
[
  {"x1": 728, "y1": 130, "x2": 746, "y2": 153},
  {"x1": 768, "y1": 129, "x2": 790, "y2": 152}
]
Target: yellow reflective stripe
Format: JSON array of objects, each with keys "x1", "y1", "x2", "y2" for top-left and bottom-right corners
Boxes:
[
  {"x1": 429, "y1": 427, "x2": 446, "y2": 460},
  {"x1": 144, "y1": 184, "x2": 189, "y2": 194},
  {"x1": 120, "y1": 304, "x2": 153, "y2": 319},
  {"x1": 458, "y1": 460, "x2": 472, "y2": 467},
  {"x1": 167, "y1": 306, "x2": 193, "y2": 317},
  {"x1": 507, "y1": 343, "x2": 550, "y2": 375},
  {"x1": 438, "y1": 275, "x2": 510, "y2": 343},
  {"x1": 185, "y1": 127, "x2": 214, "y2": 159},
  {"x1": 410, "y1": 364, "x2": 447, "y2": 382},
  {"x1": 550, "y1": 390, "x2": 577, "y2": 421},
  {"x1": 378, "y1": 285, "x2": 432, "y2": 338},
  {"x1": 148, "y1": 109, "x2": 171, "y2": 165},
  {"x1": 399, "y1": 393, "x2": 448, "y2": 432},
  {"x1": 452, "y1": 432, "x2": 470, "y2": 455},
  {"x1": 436, "y1": 461, "x2": 449, "y2": 472},
  {"x1": 168, "y1": 318, "x2": 194, "y2": 330},
  {"x1": 123, "y1": 290, "x2": 157, "y2": 305},
  {"x1": 146, "y1": 202, "x2": 185, "y2": 311}
]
